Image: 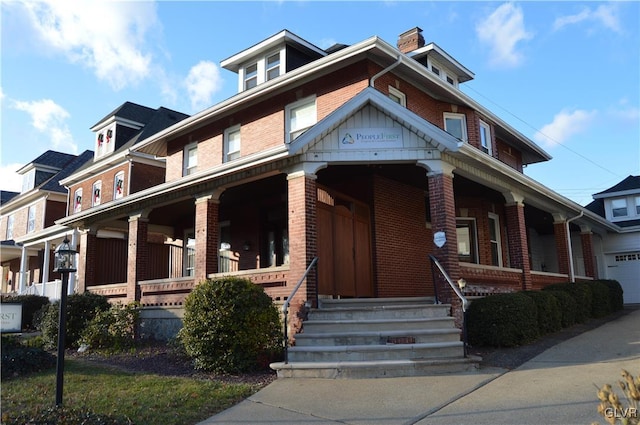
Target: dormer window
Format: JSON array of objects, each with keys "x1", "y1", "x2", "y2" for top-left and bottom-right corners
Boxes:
[
  {"x1": 95, "y1": 125, "x2": 115, "y2": 158},
  {"x1": 244, "y1": 63, "x2": 258, "y2": 90},
  {"x1": 266, "y1": 52, "x2": 280, "y2": 80},
  {"x1": 611, "y1": 199, "x2": 628, "y2": 218},
  {"x1": 21, "y1": 169, "x2": 35, "y2": 193}
]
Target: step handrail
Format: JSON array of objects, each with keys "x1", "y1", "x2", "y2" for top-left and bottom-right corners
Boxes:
[
  {"x1": 282, "y1": 256, "x2": 318, "y2": 364},
  {"x1": 428, "y1": 254, "x2": 469, "y2": 357}
]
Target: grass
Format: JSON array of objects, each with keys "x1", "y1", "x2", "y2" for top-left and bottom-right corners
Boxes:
[{"x1": 1, "y1": 360, "x2": 258, "y2": 425}]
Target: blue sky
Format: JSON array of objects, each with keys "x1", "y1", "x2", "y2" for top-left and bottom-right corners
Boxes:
[{"x1": 1, "y1": 1, "x2": 638, "y2": 206}]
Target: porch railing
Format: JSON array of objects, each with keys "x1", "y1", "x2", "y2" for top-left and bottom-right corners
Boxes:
[
  {"x1": 428, "y1": 254, "x2": 470, "y2": 357},
  {"x1": 282, "y1": 257, "x2": 318, "y2": 364}
]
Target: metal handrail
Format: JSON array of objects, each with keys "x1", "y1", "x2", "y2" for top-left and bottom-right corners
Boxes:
[
  {"x1": 428, "y1": 254, "x2": 469, "y2": 357},
  {"x1": 282, "y1": 256, "x2": 318, "y2": 364}
]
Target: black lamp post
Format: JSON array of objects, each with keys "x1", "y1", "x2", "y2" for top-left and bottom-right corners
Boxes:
[{"x1": 53, "y1": 236, "x2": 76, "y2": 407}]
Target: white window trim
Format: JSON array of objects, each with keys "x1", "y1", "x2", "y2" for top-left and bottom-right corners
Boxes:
[
  {"x1": 183, "y1": 142, "x2": 198, "y2": 176},
  {"x1": 388, "y1": 86, "x2": 406, "y2": 107},
  {"x1": 114, "y1": 171, "x2": 125, "y2": 200},
  {"x1": 479, "y1": 120, "x2": 492, "y2": 155},
  {"x1": 27, "y1": 205, "x2": 36, "y2": 233},
  {"x1": 285, "y1": 95, "x2": 317, "y2": 143},
  {"x1": 183, "y1": 229, "x2": 195, "y2": 277},
  {"x1": 444, "y1": 112, "x2": 468, "y2": 142},
  {"x1": 223, "y1": 125, "x2": 241, "y2": 163},
  {"x1": 488, "y1": 212, "x2": 503, "y2": 267},
  {"x1": 6, "y1": 214, "x2": 14, "y2": 239},
  {"x1": 265, "y1": 51, "x2": 282, "y2": 81},
  {"x1": 92, "y1": 180, "x2": 102, "y2": 207},
  {"x1": 73, "y1": 188, "x2": 82, "y2": 213},
  {"x1": 238, "y1": 48, "x2": 285, "y2": 92}
]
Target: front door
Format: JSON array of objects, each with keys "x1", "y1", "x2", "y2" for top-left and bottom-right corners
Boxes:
[{"x1": 317, "y1": 186, "x2": 373, "y2": 297}]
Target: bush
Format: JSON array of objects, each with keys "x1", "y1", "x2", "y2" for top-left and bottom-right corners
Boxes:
[
  {"x1": 1, "y1": 335, "x2": 55, "y2": 380},
  {"x1": 178, "y1": 277, "x2": 282, "y2": 373},
  {"x1": 1, "y1": 294, "x2": 50, "y2": 331},
  {"x1": 543, "y1": 283, "x2": 592, "y2": 323},
  {"x1": 599, "y1": 279, "x2": 624, "y2": 312},
  {"x1": 585, "y1": 281, "x2": 611, "y2": 318},
  {"x1": 80, "y1": 302, "x2": 141, "y2": 350},
  {"x1": 3, "y1": 406, "x2": 133, "y2": 425},
  {"x1": 522, "y1": 291, "x2": 562, "y2": 335},
  {"x1": 467, "y1": 292, "x2": 539, "y2": 347},
  {"x1": 39, "y1": 292, "x2": 111, "y2": 349},
  {"x1": 545, "y1": 290, "x2": 577, "y2": 328}
]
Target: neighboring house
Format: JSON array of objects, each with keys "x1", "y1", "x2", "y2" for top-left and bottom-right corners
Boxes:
[
  {"x1": 586, "y1": 175, "x2": 640, "y2": 304},
  {"x1": 0, "y1": 150, "x2": 94, "y2": 296},
  {"x1": 55, "y1": 26, "x2": 618, "y2": 331}
]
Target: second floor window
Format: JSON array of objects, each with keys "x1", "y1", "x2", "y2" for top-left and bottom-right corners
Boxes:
[
  {"x1": 224, "y1": 126, "x2": 241, "y2": 162},
  {"x1": 479, "y1": 120, "x2": 492, "y2": 154},
  {"x1": 183, "y1": 143, "x2": 198, "y2": 176},
  {"x1": 444, "y1": 113, "x2": 467, "y2": 142},
  {"x1": 114, "y1": 172, "x2": 124, "y2": 199},
  {"x1": 92, "y1": 181, "x2": 102, "y2": 207},
  {"x1": 388, "y1": 86, "x2": 406, "y2": 107},
  {"x1": 287, "y1": 96, "x2": 316, "y2": 142},
  {"x1": 27, "y1": 205, "x2": 36, "y2": 233},
  {"x1": 6, "y1": 214, "x2": 14, "y2": 239},
  {"x1": 73, "y1": 189, "x2": 82, "y2": 213}
]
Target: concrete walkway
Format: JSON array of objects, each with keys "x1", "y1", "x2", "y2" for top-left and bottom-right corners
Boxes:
[{"x1": 199, "y1": 308, "x2": 640, "y2": 425}]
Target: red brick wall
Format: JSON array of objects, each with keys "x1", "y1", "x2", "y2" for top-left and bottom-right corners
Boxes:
[
  {"x1": 554, "y1": 221, "x2": 571, "y2": 276},
  {"x1": 372, "y1": 175, "x2": 431, "y2": 297},
  {"x1": 130, "y1": 162, "x2": 165, "y2": 194},
  {"x1": 68, "y1": 163, "x2": 130, "y2": 215},
  {"x1": 580, "y1": 231, "x2": 595, "y2": 278}
]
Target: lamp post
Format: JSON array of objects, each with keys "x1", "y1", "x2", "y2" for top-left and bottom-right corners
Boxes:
[{"x1": 53, "y1": 236, "x2": 76, "y2": 407}]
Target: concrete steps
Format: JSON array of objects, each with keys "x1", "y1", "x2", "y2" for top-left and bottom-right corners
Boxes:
[{"x1": 271, "y1": 297, "x2": 480, "y2": 379}]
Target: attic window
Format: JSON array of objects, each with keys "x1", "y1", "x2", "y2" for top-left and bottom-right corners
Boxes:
[
  {"x1": 245, "y1": 63, "x2": 258, "y2": 90},
  {"x1": 431, "y1": 65, "x2": 440, "y2": 76},
  {"x1": 266, "y1": 53, "x2": 280, "y2": 80}
]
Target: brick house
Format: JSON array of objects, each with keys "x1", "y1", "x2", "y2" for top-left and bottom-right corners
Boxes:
[
  {"x1": 585, "y1": 175, "x2": 640, "y2": 304},
  {"x1": 54, "y1": 28, "x2": 620, "y2": 376}
]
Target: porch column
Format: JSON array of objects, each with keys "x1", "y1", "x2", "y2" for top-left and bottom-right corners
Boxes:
[
  {"x1": 286, "y1": 164, "x2": 319, "y2": 337},
  {"x1": 127, "y1": 212, "x2": 149, "y2": 302},
  {"x1": 580, "y1": 225, "x2": 596, "y2": 278},
  {"x1": 194, "y1": 191, "x2": 221, "y2": 283},
  {"x1": 18, "y1": 245, "x2": 28, "y2": 293},
  {"x1": 42, "y1": 240, "x2": 51, "y2": 285},
  {"x1": 69, "y1": 229, "x2": 79, "y2": 295},
  {"x1": 76, "y1": 228, "x2": 98, "y2": 294},
  {"x1": 424, "y1": 161, "x2": 462, "y2": 321},
  {"x1": 503, "y1": 192, "x2": 532, "y2": 290},
  {"x1": 552, "y1": 213, "x2": 571, "y2": 278}
]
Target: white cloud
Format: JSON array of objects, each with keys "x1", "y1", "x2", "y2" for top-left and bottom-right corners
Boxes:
[
  {"x1": 0, "y1": 163, "x2": 24, "y2": 192},
  {"x1": 534, "y1": 109, "x2": 597, "y2": 148},
  {"x1": 12, "y1": 99, "x2": 78, "y2": 154},
  {"x1": 184, "y1": 61, "x2": 222, "y2": 112},
  {"x1": 476, "y1": 3, "x2": 533, "y2": 68},
  {"x1": 20, "y1": 0, "x2": 159, "y2": 90},
  {"x1": 553, "y1": 4, "x2": 621, "y2": 33}
]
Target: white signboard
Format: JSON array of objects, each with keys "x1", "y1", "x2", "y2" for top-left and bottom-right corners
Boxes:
[
  {"x1": 1, "y1": 303, "x2": 22, "y2": 333},
  {"x1": 339, "y1": 128, "x2": 403, "y2": 150}
]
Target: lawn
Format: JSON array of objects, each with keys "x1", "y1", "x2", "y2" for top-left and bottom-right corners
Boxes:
[{"x1": 1, "y1": 359, "x2": 258, "y2": 425}]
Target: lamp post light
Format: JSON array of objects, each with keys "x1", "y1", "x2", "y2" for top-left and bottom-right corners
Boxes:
[{"x1": 53, "y1": 236, "x2": 76, "y2": 407}]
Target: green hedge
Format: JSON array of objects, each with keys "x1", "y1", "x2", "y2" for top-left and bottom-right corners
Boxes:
[
  {"x1": 467, "y1": 292, "x2": 539, "y2": 347},
  {"x1": 599, "y1": 279, "x2": 624, "y2": 311},
  {"x1": 544, "y1": 290, "x2": 577, "y2": 328},
  {"x1": 522, "y1": 291, "x2": 562, "y2": 334},
  {"x1": 585, "y1": 281, "x2": 611, "y2": 318},
  {"x1": 543, "y1": 282, "x2": 592, "y2": 323},
  {"x1": 1, "y1": 295, "x2": 50, "y2": 331}
]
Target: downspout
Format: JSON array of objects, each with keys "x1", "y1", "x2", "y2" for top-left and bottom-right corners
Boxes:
[
  {"x1": 566, "y1": 211, "x2": 584, "y2": 283},
  {"x1": 370, "y1": 55, "x2": 403, "y2": 89}
]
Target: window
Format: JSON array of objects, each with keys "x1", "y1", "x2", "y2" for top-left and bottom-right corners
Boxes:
[
  {"x1": 224, "y1": 125, "x2": 241, "y2": 162},
  {"x1": 21, "y1": 169, "x2": 35, "y2": 193},
  {"x1": 286, "y1": 96, "x2": 316, "y2": 142},
  {"x1": 95, "y1": 127, "x2": 115, "y2": 158},
  {"x1": 446, "y1": 75, "x2": 455, "y2": 85},
  {"x1": 444, "y1": 113, "x2": 467, "y2": 142},
  {"x1": 611, "y1": 198, "x2": 628, "y2": 217},
  {"x1": 6, "y1": 214, "x2": 14, "y2": 239},
  {"x1": 184, "y1": 230, "x2": 195, "y2": 277},
  {"x1": 431, "y1": 65, "x2": 440, "y2": 76},
  {"x1": 479, "y1": 120, "x2": 492, "y2": 154},
  {"x1": 92, "y1": 181, "x2": 102, "y2": 207},
  {"x1": 244, "y1": 63, "x2": 258, "y2": 90},
  {"x1": 183, "y1": 143, "x2": 198, "y2": 176},
  {"x1": 388, "y1": 86, "x2": 406, "y2": 107},
  {"x1": 266, "y1": 52, "x2": 280, "y2": 81},
  {"x1": 27, "y1": 205, "x2": 36, "y2": 233},
  {"x1": 488, "y1": 213, "x2": 502, "y2": 267},
  {"x1": 73, "y1": 189, "x2": 82, "y2": 213},
  {"x1": 456, "y1": 218, "x2": 478, "y2": 263},
  {"x1": 114, "y1": 172, "x2": 124, "y2": 200},
  {"x1": 636, "y1": 196, "x2": 640, "y2": 215}
]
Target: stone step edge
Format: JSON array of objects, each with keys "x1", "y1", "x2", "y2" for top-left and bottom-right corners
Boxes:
[
  {"x1": 304, "y1": 317, "x2": 455, "y2": 325},
  {"x1": 310, "y1": 304, "x2": 450, "y2": 314},
  {"x1": 295, "y1": 328, "x2": 460, "y2": 339},
  {"x1": 288, "y1": 341, "x2": 463, "y2": 353},
  {"x1": 319, "y1": 297, "x2": 438, "y2": 306},
  {"x1": 271, "y1": 356, "x2": 481, "y2": 371}
]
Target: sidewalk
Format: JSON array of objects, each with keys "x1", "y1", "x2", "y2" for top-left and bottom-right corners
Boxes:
[{"x1": 199, "y1": 307, "x2": 640, "y2": 425}]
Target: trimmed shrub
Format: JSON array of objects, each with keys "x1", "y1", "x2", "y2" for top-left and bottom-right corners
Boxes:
[
  {"x1": 4, "y1": 406, "x2": 132, "y2": 425},
  {"x1": 1, "y1": 295, "x2": 49, "y2": 331},
  {"x1": 599, "y1": 279, "x2": 624, "y2": 311},
  {"x1": 1, "y1": 335, "x2": 55, "y2": 380},
  {"x1": 80, "y1": 302, "x2": 141, "y2": 350},
  {"x1": 585, "y1": 281, "x2": 611, "y2": 318},
  {"x1": 522, "y1": 291, "x2": 562, "y2": 335},
  {"x1": 178, "y1": 277, "x2": 282, "y2": 373},
  {"x1": 39, "y1": 292, "x2": 111, "y2": 349},
  {"x1": 545, "y1": 290, "x2": 577, "y2": 328},
  {"x1": 543, "y1": 283, "x2": 592, "y2": 323},
  {"x1": 467, "y1": 292, "x2": 539, "y2": 347}
]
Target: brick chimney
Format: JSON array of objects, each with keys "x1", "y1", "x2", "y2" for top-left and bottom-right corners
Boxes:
[{"x1": 397, "y1": 27, "x2": 425, "y2": 54}]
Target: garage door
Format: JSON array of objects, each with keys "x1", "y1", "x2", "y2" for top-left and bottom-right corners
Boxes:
[{"x1": 606, "y1": 252, "x2": 640, "y2": 304}]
